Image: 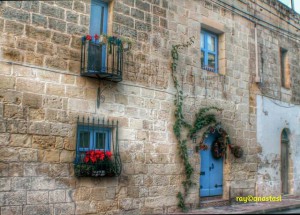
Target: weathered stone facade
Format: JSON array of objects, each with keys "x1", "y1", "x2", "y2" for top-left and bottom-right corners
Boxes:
[{"x1": 0, "y1": 0, "x2": 300, "y2": 214}]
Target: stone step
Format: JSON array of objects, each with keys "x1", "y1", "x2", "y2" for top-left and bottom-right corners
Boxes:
[{"x1": 200, "y1": 197, "x2": 230, "y2": 208}]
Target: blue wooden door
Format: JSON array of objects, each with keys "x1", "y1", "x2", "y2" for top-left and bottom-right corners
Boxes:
[
  {"x1": 200, "y1": 132, "x2": 223, "y2": 197},
  {"x1": 89, "y1": 0, "x2": 108, "y2": 71}
]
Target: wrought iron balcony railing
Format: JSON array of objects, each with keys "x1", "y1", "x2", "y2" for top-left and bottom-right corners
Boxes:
[{"x1": 80, "y1": 39, "x2": 124, "y2": 82}]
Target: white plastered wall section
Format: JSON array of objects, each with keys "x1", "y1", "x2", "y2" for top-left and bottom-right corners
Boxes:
[{"x1": 256, "y1": 95, "x2": 300, "y2": 196}]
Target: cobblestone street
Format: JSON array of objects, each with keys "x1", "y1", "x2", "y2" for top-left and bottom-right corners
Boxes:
[{"x1": 171, "y1": 196, "x2": 300, "y2": 214}]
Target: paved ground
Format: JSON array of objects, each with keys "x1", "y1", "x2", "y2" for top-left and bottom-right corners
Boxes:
[{"x1": 171, "y1": 195, "x2": 300, "y2": 214}]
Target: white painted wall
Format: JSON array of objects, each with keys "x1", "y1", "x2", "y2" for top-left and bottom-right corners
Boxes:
[{"x1": 256, "y1": 95, "x2": 300, "y2": 196}]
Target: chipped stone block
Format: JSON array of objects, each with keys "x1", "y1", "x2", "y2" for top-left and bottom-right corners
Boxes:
[
  {"x1": 32, "y1": 14, "x2": 47, "y2": 28},
  {"x1": 0, "y1": 178, "x2": 11, "y2": 191},
  {"x1": 53, "y1": 203, "x2": 75, "y2": 214},
  {"x1": 0, "y1": 76, "x2": 15, "y2": 90},
  {"x1": 23, "y1": 93, "x2": 43, "y2": 108},
  {"x1": 60, "y1": 150, "x2": 75, "y2": 163},
  {"x1": 11, "y1": 177, "x2": 31, "y2": 190},
  {"x1": 38, "y1": 149, "x2": 60, "y2": 163},
  {"x1": 1, "y1": 206, "x2": 22, "y2": 215},
  {"x1": 19, "y1": 148, "x2": 38, "y2": 162},
  {"x1": 0, "y1": 62, "x2": 12, "y2": 75},
  {"x1": 0, "y1": 163, "x2": 9, "y2": 176},
  {"x1": 0, "y1": 148, "x2": 19, "y2": 162},
  {"x1": 0, "y1": 133, "x2": 9, "y2": 146},
  {"x1": 49, "y1": 164, "x2": 69, "y2": 177},
  {"x1": 27, "y1": 191, "x2": 49, "y2": 204},
  {"x1": 8, "y1": 163, "x2": 23, "y2": 177},
  {"x1": 40, "y1": 3, "x2": 65, "y2": 19},
  {"x1": 4, "y1": 20, "x2": 24, "y2": 36},
  {"x1": 31, "y1": 177, "x2": 55, "y2": 190},
  {"x1": 45, "y1": 56, "x2": 68, "y2": 71},
  {"x1": 23, "y1": 205, "x2": 51, "y2": 215},
  {"x1": 26, "y1": 25, "x2": 51, "y2": 41},
  {"x1": 16, "y1": 78, "x2": 45, "y2": 94},
  {"x1": 49, "y1": 190, "x2": 66, "y2": 203},
  {"x1": 0, "y1": 191, "x2": 26, "y2": 206}
]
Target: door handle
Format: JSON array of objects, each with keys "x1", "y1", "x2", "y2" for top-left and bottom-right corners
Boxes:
[{"x1": 211, "y1": 163, "x2": 214, "y2": 169}]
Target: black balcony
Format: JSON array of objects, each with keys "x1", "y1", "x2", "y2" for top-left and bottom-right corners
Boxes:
[{"x1": 80, "y1": 39, "x2": 123, "y2": 82}]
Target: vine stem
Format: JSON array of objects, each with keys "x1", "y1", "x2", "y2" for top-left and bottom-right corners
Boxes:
[
  {"x1": 171, "y1": 37, "x2": 222, "y2": 211},
  {"x1": 170, "y1": 38, "x2": 195, "y2": 211}
]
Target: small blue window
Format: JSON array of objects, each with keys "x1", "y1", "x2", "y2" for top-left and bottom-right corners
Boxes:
[
  {"x1": 77, "y1": 126, "x2": 111, "y2": 152},
  {"x1": 201, "y1": 30, "x2": 218, "y2": 73}
]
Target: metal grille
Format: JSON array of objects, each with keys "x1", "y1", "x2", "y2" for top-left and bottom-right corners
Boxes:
[{"x1": 74, "y1": 116, "x2": 121, "y2": 177}]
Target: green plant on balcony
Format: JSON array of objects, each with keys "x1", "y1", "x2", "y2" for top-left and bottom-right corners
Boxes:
[{"x1": 82, "y1": 34, "x2": 132, "y2": 52}]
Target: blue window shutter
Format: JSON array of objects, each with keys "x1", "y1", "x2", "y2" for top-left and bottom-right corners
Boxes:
[
  {"x1": 77, "y1": 125, "x2": 111, "y2": 151},
  {"x1": 89, "y1": 0, "x2": 108, "y2": 71},
  {"x1": 90, "y1": 0, "x2": 108, "y2": 37}
]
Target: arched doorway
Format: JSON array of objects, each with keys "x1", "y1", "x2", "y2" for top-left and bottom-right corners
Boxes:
[{"x1": 281, "y1": 128, "x2": 289, "y2": 194}]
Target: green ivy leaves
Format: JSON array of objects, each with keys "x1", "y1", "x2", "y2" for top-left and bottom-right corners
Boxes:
[
  {"x1": 171, "y1": 37, "x2": 221, "y2": 211},
  {"x1": 171, "y1": 38, "x2": 195, "y2": 211},
  {"x1": 189, "y1": 107, "x2": 222, "y2": 138}
]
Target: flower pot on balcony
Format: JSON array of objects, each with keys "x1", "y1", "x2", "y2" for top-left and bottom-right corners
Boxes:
[
  {"x1": 123, "y1": 42, "x2": 129, "y2": 50},
  {"x1": 122, "y1": 41, "x2": 132, "y2": 51},
  {"x1": 99, "y1": 35, "x2": 107, "y2": 44}
]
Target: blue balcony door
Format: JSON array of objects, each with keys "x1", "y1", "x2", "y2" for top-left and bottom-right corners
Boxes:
[
  {"x1": 200, "y1": 132, "x2": 223, "y2": 197},
  {"x1": 89, "y1": 0, "x2": 108, "y2": 72}
]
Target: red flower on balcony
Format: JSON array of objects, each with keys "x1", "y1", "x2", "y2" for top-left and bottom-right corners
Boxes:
[
  {"x1": 105, "y1": 151, "x2": 112, "y2": 158},
  {"x1": 83, "y1": 150, "x2": 112, "y2": 164},
  {"x1": 86, "y1": 34, "x2": 92, "y2": 41},
  {"x1": 94, "y1": 34, "x2": 99, "y2": 40}
]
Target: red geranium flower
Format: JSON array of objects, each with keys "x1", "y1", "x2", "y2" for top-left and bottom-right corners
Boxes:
[
  {"x1": 83, "y1": 150, "x2": 112, "y2": 163},
  {"x1": 105, "y1": 151, "x2": 112, "y2": 159},
  {"x1": 86, "y1": 35, "x2": 92, "y2": 41},
  {"x1": 94, "y1": 34, "x2": 99, "y2": 40},
  {"x1": 90, "y1": 155, "x2": 97, "y2": 163},
  {"x1": 83, "y1": 156, "x2": 89, "y2": 163},
  {"x1": 100, "y1": 153, "x2": 105, "y2": 160}
]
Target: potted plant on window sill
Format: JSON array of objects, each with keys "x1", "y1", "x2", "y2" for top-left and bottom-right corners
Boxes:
[{"x1": 74, "y1": 150, "x2": 117, "y2": 177}]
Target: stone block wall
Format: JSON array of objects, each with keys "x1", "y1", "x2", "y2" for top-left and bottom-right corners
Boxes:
[
  {"x1": 0, "y1": 0, "x2": 86, "y2": 73},
  {"x1": 0, "y1": 61, "x2": 182, "y2": 214},
  {"x1": 0, "y1": 0, "x2": 300, "y2": 214}
]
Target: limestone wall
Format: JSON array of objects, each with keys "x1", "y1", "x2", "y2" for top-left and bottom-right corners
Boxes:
[{"x1": 0, "y1": 0, "x2": 300, "y2": 214}]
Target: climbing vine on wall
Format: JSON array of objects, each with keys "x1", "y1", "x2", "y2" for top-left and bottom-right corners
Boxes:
[{"x1": 171, "y1": 37, "x2": 222, "y2": 211}]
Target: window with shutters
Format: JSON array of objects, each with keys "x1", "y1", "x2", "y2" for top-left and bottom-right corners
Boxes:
[
  {"x1": 201, "y1": 30, "x2": 219, "y2": 73},
  {"x1": 74, "y1": 117, "x2": 122, "y2": 177}
]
